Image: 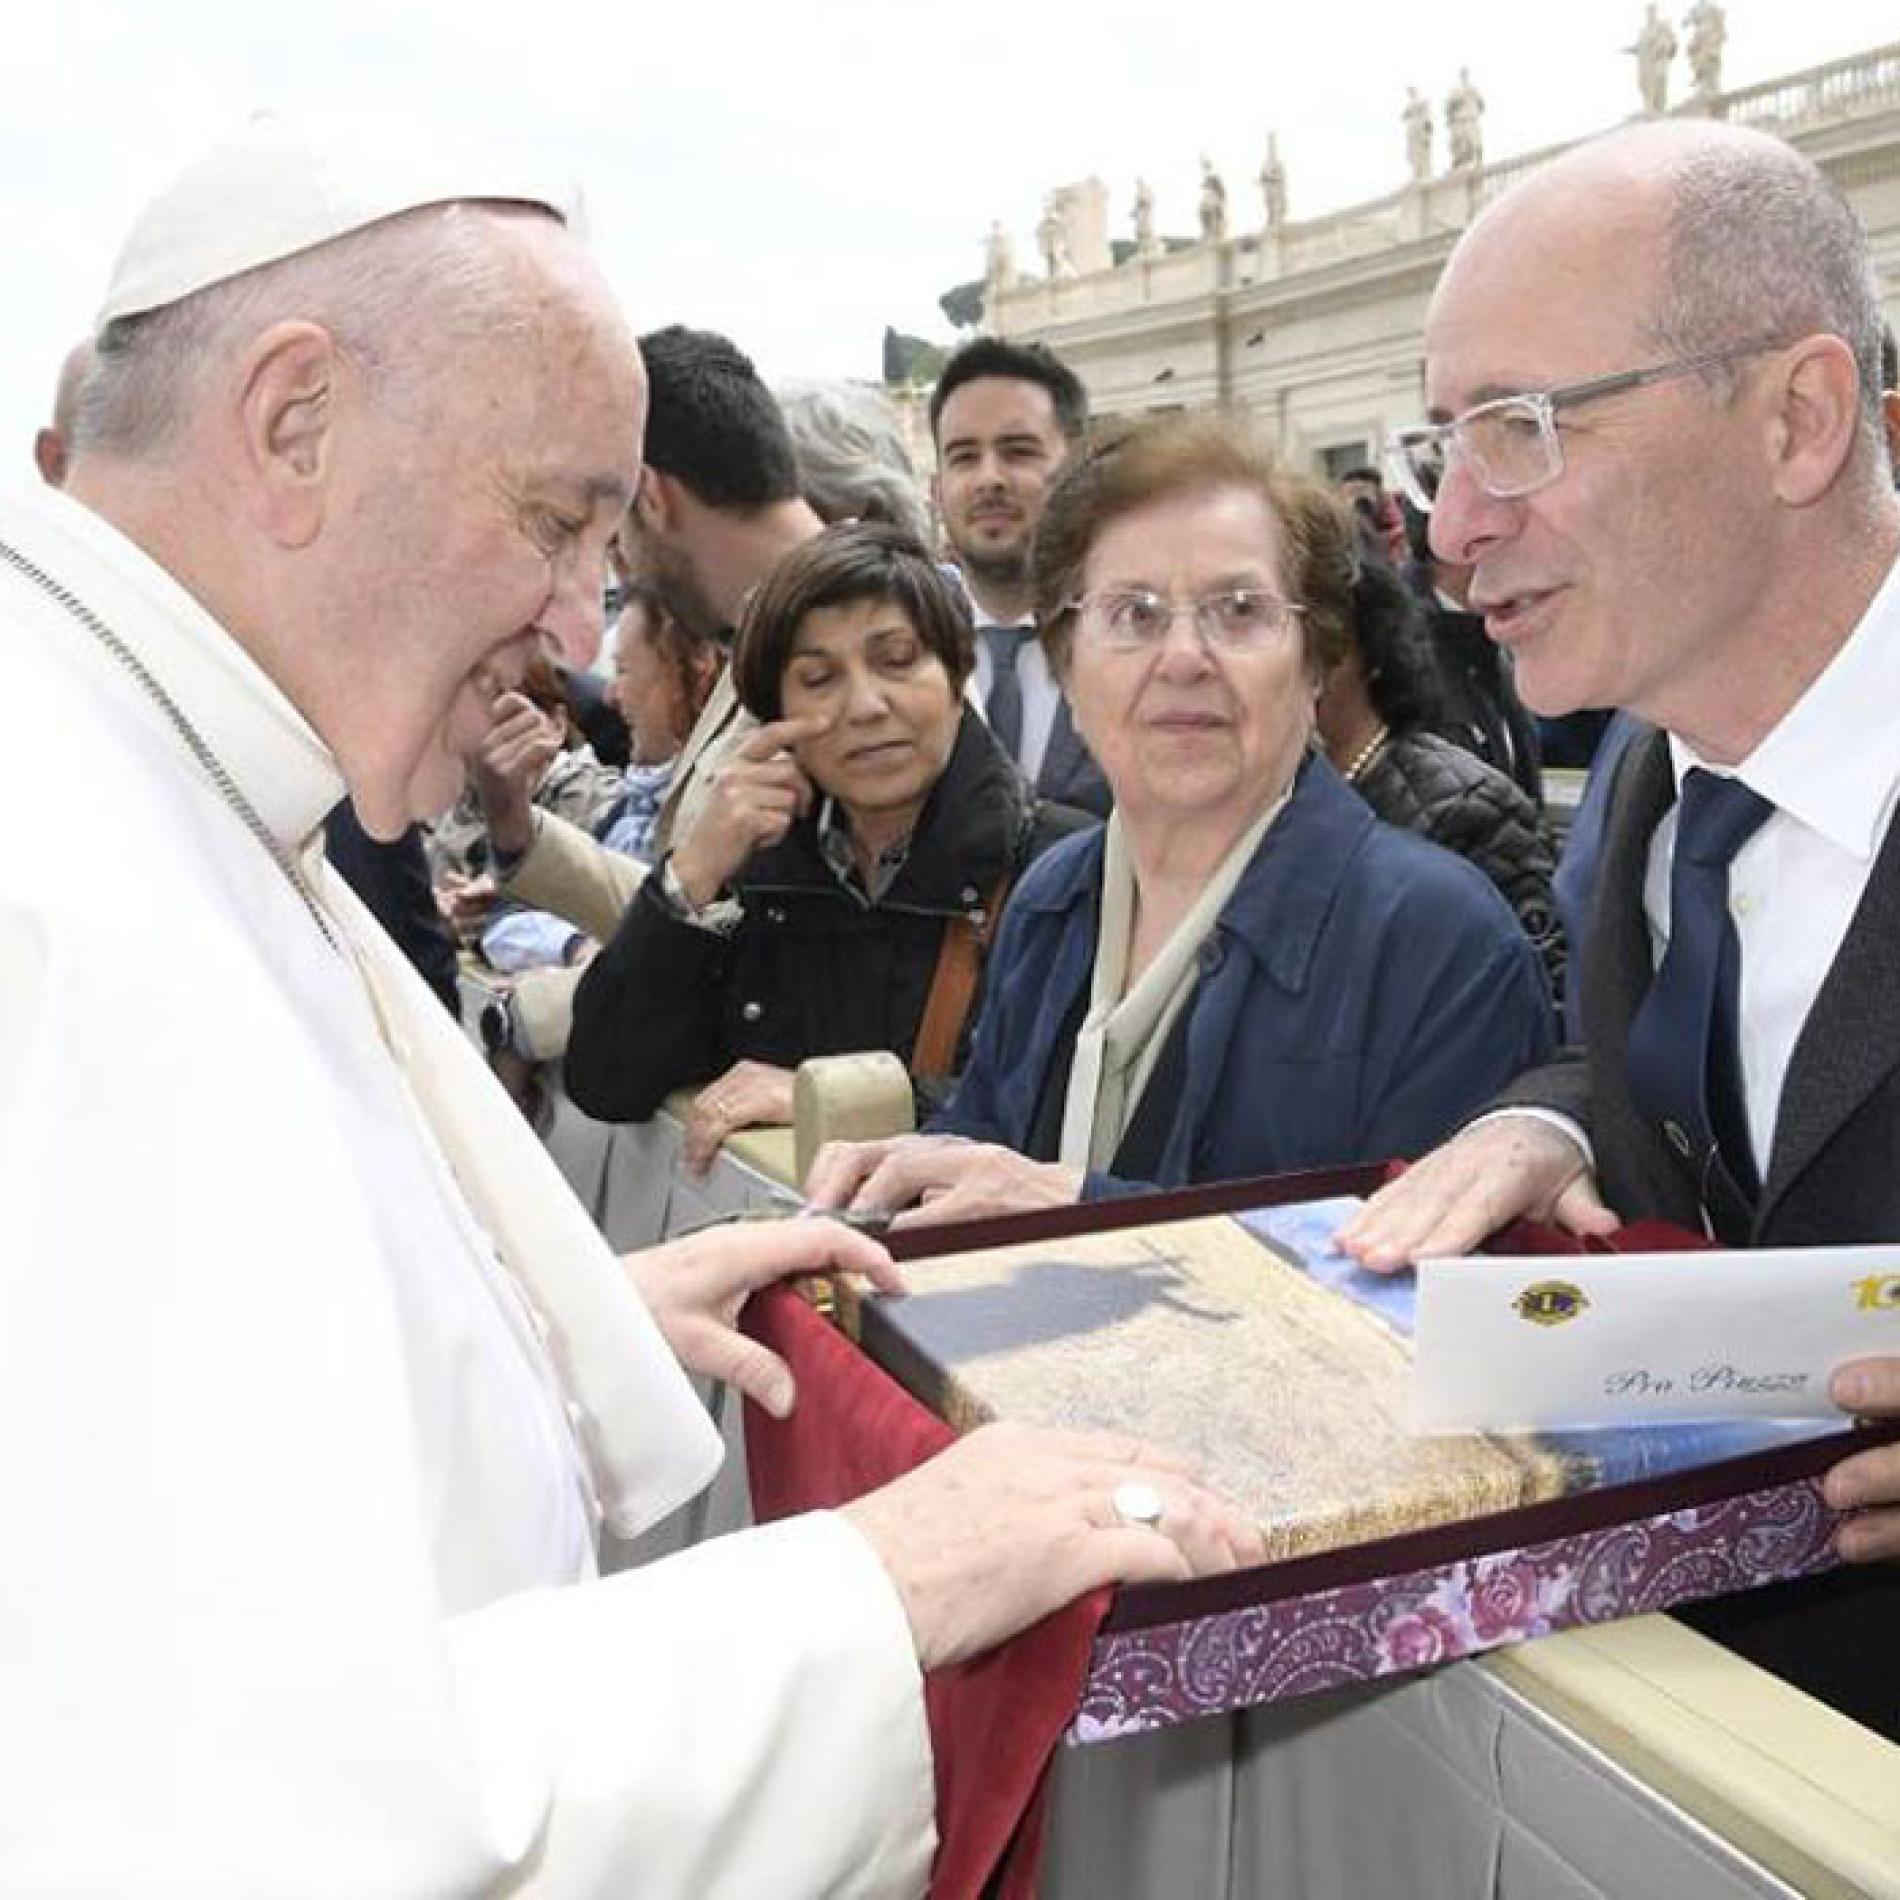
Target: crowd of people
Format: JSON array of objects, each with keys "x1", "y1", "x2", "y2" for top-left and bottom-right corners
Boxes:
[
  {"x1": 435, "y1": 319, "x2": 1577, "y2": 1173},
  {"x1": 4, "y1": 103, "x2": 1898, "y2": 1892}
]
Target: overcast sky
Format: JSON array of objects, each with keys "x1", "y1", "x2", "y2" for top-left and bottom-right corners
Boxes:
[{"x1": 5, "y1": 1, "x2": 1892, "y2": 477}]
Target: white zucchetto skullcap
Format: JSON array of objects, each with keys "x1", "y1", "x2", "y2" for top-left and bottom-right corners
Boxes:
[{"x1": 98, "y1": 112, "x2": 578, "y2": 326}]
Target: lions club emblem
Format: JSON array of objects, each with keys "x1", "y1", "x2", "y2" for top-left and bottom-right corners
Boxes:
[{"x1": 1513, "y1": 1280, "x2": 1591, "y2": 1328}]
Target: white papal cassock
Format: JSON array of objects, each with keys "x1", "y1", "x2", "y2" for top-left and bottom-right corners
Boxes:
[{"x1": 0, "y1": 481, "x2": 934, "y2": 1896}]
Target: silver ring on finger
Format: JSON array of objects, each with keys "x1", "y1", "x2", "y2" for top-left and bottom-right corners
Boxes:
[{"x1": 1111, "y1": 1479, "x2": 1167, "y2": 1529}]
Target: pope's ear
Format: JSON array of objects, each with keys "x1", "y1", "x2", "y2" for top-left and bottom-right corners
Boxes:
[{"x1": 236, "y1": 321, "x2": 341, "y2": 548}]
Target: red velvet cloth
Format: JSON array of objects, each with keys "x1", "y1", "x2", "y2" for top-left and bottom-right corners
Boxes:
[
  {"x1": 1491, "y1": 1215, "x2": 1710, "y2": 1256},
  {"x1": 743, "y1": 1286, "x2": 1109, "y2": 1900}
]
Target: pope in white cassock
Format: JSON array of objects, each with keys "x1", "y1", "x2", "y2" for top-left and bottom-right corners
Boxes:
[{"x1": 0, "y1": 122, "x2": 1263, "y2": 1894}]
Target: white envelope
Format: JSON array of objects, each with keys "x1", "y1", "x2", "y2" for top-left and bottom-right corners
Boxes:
[{"x1": 1413, "y1": 1245, "x2": 1900, "y2": 1432}]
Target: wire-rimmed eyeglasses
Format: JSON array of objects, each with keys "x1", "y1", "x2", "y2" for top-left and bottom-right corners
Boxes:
[
  {"x1": 1386, "y1": 340, "x2": 1787, "y2": 512},
  {"x1": 1061, "y1": 587, "x2": 1306, "y2": 653}
]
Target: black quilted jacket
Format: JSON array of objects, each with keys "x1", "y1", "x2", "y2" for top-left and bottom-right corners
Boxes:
[{"x1": 1354, "y1": 730, "x2": 1566, "y2": 1005}]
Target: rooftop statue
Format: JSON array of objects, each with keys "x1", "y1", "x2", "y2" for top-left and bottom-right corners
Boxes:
[
  {"x1": 1198, "y1": 157, "x2": 1229, "y2": 243},
  {"x1": 1403, "y1": 86, "x2": 1434, "y2": 183},
  {"x1": 1629, "y1": 4, "x2": 1677, "y2": 115},
  {"x1": 1685, "y1": 0, "x2": 1726, "y2": 100},
  {"x1": 1258, "y1": 133, "x2": 1287, "y2": 230},
  {"x1": 1132, "y1": 177, "x2": 1161, "y2": 259},
  {"x1": 1445, "y1": 68, "x2": 1485, "y2": 172},
  {"x1": 1036, "y1": 196, "x2": 1077, "y2": 281},
  {"x1": 984, "y1": 219, "x2": 1017, "y2": 298}
]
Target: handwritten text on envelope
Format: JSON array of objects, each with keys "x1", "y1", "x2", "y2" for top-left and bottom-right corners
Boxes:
[{"x1": 1413, "y1": 1246, "x2": 1900, "y2": 1432}]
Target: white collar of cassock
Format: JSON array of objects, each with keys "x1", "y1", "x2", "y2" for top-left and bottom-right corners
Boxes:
[{"x1": 14, "y1": 480, "x2": 343, "y2": 851}]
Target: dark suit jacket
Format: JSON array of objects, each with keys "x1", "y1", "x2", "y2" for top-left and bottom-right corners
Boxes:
[
  {"x1": 1035, "y1": 697, "x2": 1111, "y2": 819},
  {"x1": 1501, "y1": 727, "x2": 1900, "y2": 1244},
  {"x1": 1499, "y1": 725, "x2": 1900, "y2": 1736}
]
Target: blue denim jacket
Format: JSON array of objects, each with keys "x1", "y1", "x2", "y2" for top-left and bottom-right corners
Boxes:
[{"x1": 932, "y1": 754, "x2": 1555, "y2": 1197}]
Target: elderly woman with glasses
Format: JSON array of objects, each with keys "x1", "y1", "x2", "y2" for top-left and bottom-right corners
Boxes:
[{"x1": 806, "y1": 414, "x2": 1554, "y2": 1225}]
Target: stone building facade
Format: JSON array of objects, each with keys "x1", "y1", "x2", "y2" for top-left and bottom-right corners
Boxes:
[{"x1": 981, "y1": 38, "x2": 1900, "y2": 480}]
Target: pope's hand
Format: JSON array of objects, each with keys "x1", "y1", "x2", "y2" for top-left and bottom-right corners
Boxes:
[
  {"x1": 1825, "y1": 1357, "x2": 1900, "y2": 1562},
  {"x1": 845, "y1": 1424, "x2": 1268, "y2": 1671},
  {"x1": 624, "y1": 1217, "x2": 902, "y2": 1419},
  {"x1": 1336, "y1": 1113, "x2": 1621, "y2": 1273},
  {"x1": 804, "y1": 1132, "x2": 1083, "y2": 1230}
]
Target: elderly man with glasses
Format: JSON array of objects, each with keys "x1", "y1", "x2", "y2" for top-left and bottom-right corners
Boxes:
[{"x1": 1342, "y1": 119, "x2": 1900, "y2": 1737}]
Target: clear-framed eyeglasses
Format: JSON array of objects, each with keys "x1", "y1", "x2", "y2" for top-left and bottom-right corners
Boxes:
[
  {"x1": 1063, "y1": 587, "x2": 1306, "y2": 653},
  {"x1": 1386, "y1": 340, "x2": 1787, "y2": 513}
]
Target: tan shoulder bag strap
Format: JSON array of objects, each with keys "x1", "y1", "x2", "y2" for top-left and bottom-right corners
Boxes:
[{"x1": 910, "y1": 872, "x2": 1015, "y2": 1079}]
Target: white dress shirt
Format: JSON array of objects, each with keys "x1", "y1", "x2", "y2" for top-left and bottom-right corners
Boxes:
[
  {"x1": 1649, "y1": 549, "x2": 1900, "y2": 1176},
  {"x1": 1496, "y1": 549, "x2": 1900, "y2": 1193}
]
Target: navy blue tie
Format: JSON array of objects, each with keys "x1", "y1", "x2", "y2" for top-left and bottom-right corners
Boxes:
[
  {"x1": 981, "y1": 625, "x2": 1025, "y2": 758},
  {"x1": 1625, "y1": 768, "x2": 1774, "y2": 1241}
]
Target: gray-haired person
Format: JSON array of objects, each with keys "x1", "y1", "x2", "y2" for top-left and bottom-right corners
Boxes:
[{"x1": 780, "y1": 377, "x2": 934, "y2": 546}]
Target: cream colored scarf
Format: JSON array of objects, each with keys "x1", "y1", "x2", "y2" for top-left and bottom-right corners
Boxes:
[{"x1": 1059, "y1": 794, "x2": 1287, "y2": 1172}]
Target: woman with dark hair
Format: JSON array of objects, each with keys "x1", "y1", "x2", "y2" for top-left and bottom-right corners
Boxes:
[
  {"x1": 565, "y1": 521, "x2": 1088, "y2": 1164},
  {"x1": 807, "y1": 414, "x2": 1553, "y2": 1225},
  {"x1": 1316, "y1": 553, "x2": 1566, "y2": 1002},
  {"x1": 600, "y1": 580, "x2": 723, "y2": 861}
]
